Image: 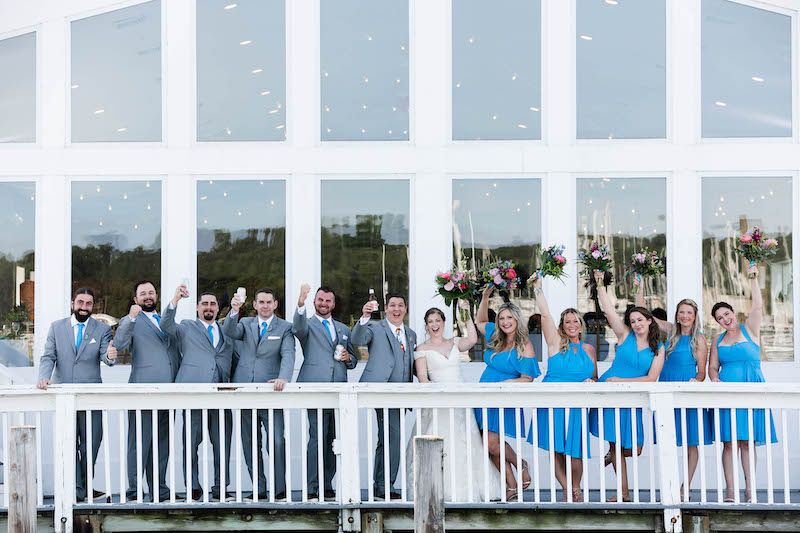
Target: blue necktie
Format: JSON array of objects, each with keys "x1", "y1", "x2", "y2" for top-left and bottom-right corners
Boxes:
[
  {"x1": 208, "y1": 324, "x2": 214, "y2": 345},
  {"x1": 260, "y1": 322, "x2": 267, "y2": 339},
  {"x1": 76, "y1": 323, "x2": 85, "y2": 349},
  {"x1": 322, "y1": 319, "x2": 333, "y2": 341},
  {"x1": 153, "y1": 313, "x2": 160, "y2": 325}
]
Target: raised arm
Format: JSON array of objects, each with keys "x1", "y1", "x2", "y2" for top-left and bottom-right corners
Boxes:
[
  {"x1": 532, "y1": 276, "x2": 560, "y2": 356},
  {"x1": 456, "y1": 299, "x2": 479, "y2": 352},
  {"x1": 708, "y1": 334, "x2": 722, "y2": 382},
  {"x1": 161, "y1": 285, "x2": 188, "y2": 340},
  {"x1": 744, "y1": 264, "x2": 762, "y2": 337},
  {"x1": 634, "y1": 275, "x2": 672, "y2": 334},
  {"x1": 222, "y1": 294, "x2": 246, "y2": 340},
  {"x1": 594, "y1": 270, "x2": 629, "y2": 342},
  {"x1": 692, "y1": 334, "x2": 709, "y2": 382},
  {"x1": 475, "y1": 285, "x2": 494, "y2": 336}
]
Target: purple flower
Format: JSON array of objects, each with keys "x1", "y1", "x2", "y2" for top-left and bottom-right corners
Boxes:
[{"x1": 591, "y1": 250, "x2": 601, "y2": 259}]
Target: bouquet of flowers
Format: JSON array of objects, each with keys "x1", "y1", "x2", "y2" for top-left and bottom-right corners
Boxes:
[
  {"x1": 628, "y1": 248, "x2": 665, "y2": 293},
  {"x1": 529, "y1": 244, "x2": 567, "y2": 283},
  {"x1": 435, "y1": 269, "x2": 480, "y2": 306},
  {"x1": 578, "y1": 242, "x2": 613, "y2": 278},
  {"x1": 734, "y1": 227, "x2": 779, "y2": 278},
  {"x1": 479, "y1": 260, "x2": 521, "y2": 292}
]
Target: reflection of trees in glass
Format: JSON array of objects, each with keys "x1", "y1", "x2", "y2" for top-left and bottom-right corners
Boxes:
[
  {"x1": 0, "y1": 251, "x2": 34, "y2": 319},
  {"x1": 321, "y1": 213, "x2": 409, "y2": 329},
  {"x1": 198, "y1": 227, "x2": 286, "y2": 319}
]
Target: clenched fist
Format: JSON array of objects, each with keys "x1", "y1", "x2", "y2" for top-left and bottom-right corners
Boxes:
[{"x1": 129, "y1": 304, "x2": 142, "y2": 319}]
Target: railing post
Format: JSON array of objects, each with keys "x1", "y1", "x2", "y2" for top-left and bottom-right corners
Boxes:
[
  {"x1": 54, "y1": 393, "x2": 76, "y2": 533},
  {"x1": 338, "y1": 390, "x2": 361, "y2": 532},
  {"x1": 651, "y1": 392, "x2": 682, "y2": 533},
  {"x1": 413, "y1": 436, "x2": 445, "y2": 533},
  {"x1": 8, "y1": 426, "x2": 36, "y2": 533}
]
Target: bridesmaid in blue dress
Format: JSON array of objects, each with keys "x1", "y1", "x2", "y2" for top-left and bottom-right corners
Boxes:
[
  {"x1": 528, "y1": 276, "x2": 597, "y2": 502},
  {"x1": 475, "y1": 285, "x2": 541, "y2": 501},
  {"x1": 709, "y1": 264, "x2": 777, "y2": 503},
  {"x1": 636, "y1": 281, "x2": 711, "y2": 501},
  {"x1": 589, "y1": 270, "x2": 665, "y2": 502}
]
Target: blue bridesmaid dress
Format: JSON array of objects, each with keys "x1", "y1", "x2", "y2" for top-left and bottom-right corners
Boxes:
[
  {"x1": 659, "y1": 336, "x2": 713, "y2": 446},
  {"x1": 530, "y1": 342, "x2": 594, "y2": 458},
  {"x1": 714, "y1": 326, "x2": 777, "y2": 445},
  {"x1": 474, "y1": 322, "x2": 541, "y2": 438},
  {"x1": 590, "y1": 334, "x2": 660, "y2": 449}
]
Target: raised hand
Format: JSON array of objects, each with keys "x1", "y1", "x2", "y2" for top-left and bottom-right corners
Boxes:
[
  {"x1": 231, "y1": 294, "x2": 244, "y2": 312},
  {"x1": 361, "y1": 300, "x2": 377, "y2": 318},
  {"x1": 532, "y1": 275, "x2": 542, "y2": 292},
  {"x1": 172, "y1": 284, "x2": 189, "y2": 305},
  {"x1": 298, "y1": 283, "x2": 311, "y2": 307},
  {"x1": 748, "y1": 263, "x2": 759, "y2": 278},
  {"x1": 593, "y1": 269, "x2": 603, "y2": 285},
  {"x1": 107, "y1": 340, "x2": 118, "y2": 361},
  {"x1": 481, "y1": 284, "x2": 495, "y2": 300},
  {"x1": 457, "y1": 299, "x2": 470, "y2": 310},
  {"x1": 129, "y1": 304, "x2": 142, "y2": 319}
]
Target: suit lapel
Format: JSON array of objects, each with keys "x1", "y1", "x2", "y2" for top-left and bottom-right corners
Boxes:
[
  {"x1": 76, "y1": 319, "x2": 96, "y2": 360},
  {"x1": 314, "y1": 316, "x2": 335, "y2": 347},
  {"x1": 215, "y1": 321, "x2": 225, "y2": 352},
  {"x1": 195, "y1": 320, "x2": 215, "y2": 349},
  {"x1": 142, "y1": 313, "x2": 167, "y2": 343},
  {"x1": 249, "y1": 318, "x2": 260, "y2": 347},
  {"x1": 381, "y1": 320, "x2": 403, "y2": 358},
  {"x1": 63, "y1": 319, "x2": 78, "y2": 358}
]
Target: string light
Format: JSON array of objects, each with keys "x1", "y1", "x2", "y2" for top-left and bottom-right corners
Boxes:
[
  {"x1": 751, "y1": 76, "x2": 765, "y2": 82},
  {"x1": 715, "y1": 101, "x2": 727, "y2": 107},
  {"x1": 71, "y1": 84, "x2": 80, "y2": 89},
  {"x1": 94, "y1": 109, "x2": 105, "y2": 115},
  {"x1": 580, "y1": 35, "x2": 593, "y2": 41},
  {"x1": 224, "y1": 3, "x2": 237, "y2": 9},
  {"x1": 239, "y1": 40, "x2": 252, "y2": 46},
  {"x1": 116, "y1": 127, "x2": 127, "y2": 132},
  {"x1": 261, "y1": 90, "x2": 271, "y2": 96},
  {"x1": 251, "y1": 68, "x2": 263, "y2": 74},
  {"x1": 529, "y1": 106, "x2": 540, "y2": 112}
]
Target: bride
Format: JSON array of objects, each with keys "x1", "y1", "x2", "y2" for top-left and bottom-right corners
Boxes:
[{"x1": 405, "y1": 301, "x2": 502, "y2": 502}]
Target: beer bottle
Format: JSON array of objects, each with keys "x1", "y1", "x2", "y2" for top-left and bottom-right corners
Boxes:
[{"x1": 368, "y1": 288, "x2": 381, "y2": 320}]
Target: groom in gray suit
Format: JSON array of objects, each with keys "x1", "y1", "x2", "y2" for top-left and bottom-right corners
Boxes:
[
  {"x1": 114, "y1": 280, "x2": 181, "y2": 502},
  {"x1": 293, "y1": 284, "x2": 358, "y2": 500},
  {"x1": 352, "y1": 292, "x2": 416, "y2": 500},
  {"x1": 37, "y1": 287, "x2": 116, "y2": 502},
  {"x1": 162, "y1": 284, "x2": 233, "y2": 501},
  {"x1": 223, "y1": 287, "x2": 295, "y2": 500}
]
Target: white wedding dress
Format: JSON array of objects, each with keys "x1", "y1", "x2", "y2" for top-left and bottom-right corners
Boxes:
[{"x1": 405, "y1": 339, "x2": 502, "y2": 502}]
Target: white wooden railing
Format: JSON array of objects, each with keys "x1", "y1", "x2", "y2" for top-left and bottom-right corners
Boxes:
[{"x1": 0, "y1": 383, "x2": 799, "y2": 533}]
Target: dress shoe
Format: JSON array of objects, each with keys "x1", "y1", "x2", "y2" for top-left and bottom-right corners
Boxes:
[
  {"x1": 307, "y1": 492, "x2": 319, "y2": 501},
  {"x1": 324, "y1": 489, "x2": 336, "y2": 500},
  {"x1": 374, "y1": 489, "x2": 402, "y2": 500},
  {"x1": 189, "y1": 489, "x2": 204, "y2": 501}
]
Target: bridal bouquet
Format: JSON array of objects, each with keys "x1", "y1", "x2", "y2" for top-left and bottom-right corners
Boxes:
[
  {"x1": 530, "y1": 244, "x2": 567, "y2": 283},
  {"x1": 479, "y1": 260, "x2": 521, "y2": 291},
  {"x1": 578, "y1": 242, "x2": 613, "y2": 277},
  {"x1": 435, "y1": 269, "x2": 480, "y2": 306},
  {"x1": 734, "y1": 227, "x2": 779, "y2": 278},
  {"x1": 628, "y1": 248, "x2": 665, "y2": 293}
]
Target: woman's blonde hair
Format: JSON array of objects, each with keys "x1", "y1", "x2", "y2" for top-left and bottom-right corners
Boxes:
[
  {"x1": 489, "y1": 302, "x2": 529, "y2": 358},
  {"x1": 665, "y1": 299, "x2": 701, "y2": 361},
  {"x1": 558, "y1": 308, "x2": 586, "y2": 354}
]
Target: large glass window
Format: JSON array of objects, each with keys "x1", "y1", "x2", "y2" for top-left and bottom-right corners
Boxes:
[
  {"x1": 0, "y1": 33, "x2": 36, "y2": 143},
  {"x1": 453, "y1": 179, "x2": 541, "y2": 360},
  {"x1": 321, "y1": 179, "x2": 409, "y2": 332},
  {"x1": 576, "y1": 178, "x2": 667, "y2": 361},
  {"x1": 701, "y1": 0, "x2": 792, "y2": 138},
  {"x1": 576, "y1": 0, "x2": 666, "y2": 139},
  {"x1": 197, "y1": 0, "x2": 286, "y2": 141},
  {"x1": 702, "y1": 177, "x2": 793, "y2": 361},
  {"x1": 0, "y1": 183, "x2": 35, "y2": 365},
  {"x1": 71, "y1": 180, "x2": 162, "y2": 325},
  {"x1": 452, "y1": 0, "x2": 541, "y2": 140},
  {"x1": 71, "y1": 1, "x2": 162, "y2": 142},
  {"x1": 320, "y1": 0, "x2": 409, "y2": 141},
  {"x1": 197, "y1": 179, "x2": 286, "y2": 317}
]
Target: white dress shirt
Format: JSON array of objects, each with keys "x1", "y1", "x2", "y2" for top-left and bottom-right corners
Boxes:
[
  {"x1": 70, "y1": 314, "x2": 87, "y2": 347},
  {"x1": 298, "y1": 306, "x2": 336, "y2": 342}
]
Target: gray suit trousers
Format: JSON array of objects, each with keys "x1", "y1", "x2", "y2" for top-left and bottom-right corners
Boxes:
[
  {"x1": 373, "y1": 408, "x2": 401, "y2": 494},
  {"x1": 240, "y1": 409, "x2": 285, "y2": 495},
  {"x1": 76, "y1": 410, "x2": 102, "y2": 501},
  {"x1": 183, "y1": 409, "x2": 232, "y2": 494},
  {"x1": 306, "y1": 409, "x2": 336, "y2": 493},
  {"x1": 127, "y1": 410, "x2": 170, "y2": 500}
]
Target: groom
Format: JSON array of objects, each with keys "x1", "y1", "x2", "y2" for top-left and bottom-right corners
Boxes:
[{"x1": 352, "y1": 293, "x2": 417, "y2": 500}]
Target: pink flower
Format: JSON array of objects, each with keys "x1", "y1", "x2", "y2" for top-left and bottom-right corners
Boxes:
[
  {"x1": 590, "y1": 243, "x2": 598, "y2": 251},
  {"x1": 591, "y1": 250, "x2": 602, "y2": 259},
  {"x1": 489, "y1": 268, "x2": 500, "y2": 276},
  {"x1": 763, "y1": 239, "x2": 778, "y2": 247},
  {"x1": 740, "y1": 234, "x2": 752, "y2": 243},
  {"x1": 509, "y1": 283, "x2": 517, "y2": 290},
  {"x1": 440, "y1": 272, "x2": 451, "y2": 280},
  {"x1": 635, "y1": 253, "x2": 646, "y2": 262},
  {"x1": 493, "y1": 275, "x2": 503, "y2": 285},
  {"x1": 506, "y1": 268, "x2": 517, "y2": 279},
  {"x1": 444, "y1": 281, "x2": 455, "y2": 291},
  {"x1": 555, "y1": 255, "x2": 566, "y2": 264},
  {"x1": 459, "y1": 283, "x2": 467, "y2": 289}
]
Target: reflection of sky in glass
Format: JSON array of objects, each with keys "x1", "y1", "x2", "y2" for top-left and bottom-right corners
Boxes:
[
  {"x1": 702, "y1": 177, "x2": 792, "y2": 238},
  {"x1": 71, "y1": 1, "x2": 162, "y2": 142},
  {"x1": 452, "y1": 0, "x2": 541, "y2": 140},
  {"x1": 577, "y1": 178, "x2": 666, "y2": 238},
  {"x1": 321, "y1": 180, "x2": 409, "y2": 244},
  {"x1": 321, "y1": 0, "x2": 409, "y2": 141},
  {"x1": 702, "y1": 0, "x2": 792, "y2": 138},
  {"x1": 71, "y1": 181, "x2": 162, "y2": 250},
  {"x1": 0, "y1": 183, "x2": 35, "y2": 260},
  {"x1": 197, "y1": 179, "x2": 285, "y2": 252},
  {"x1": 0, "y1": 33, "x2": 36, "y2": 143},
  {"x1": 197, "y1": 0, "x2": 286, "y2": 141},
  {"x1": 577, "y1": 0, "x2": 666, "y2": 139},
  {"x1": 452, "y1": 179, "x2": 541, "y2": 250}
]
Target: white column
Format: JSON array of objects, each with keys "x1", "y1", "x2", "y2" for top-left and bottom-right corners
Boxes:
[
  {"x1": 286, "y1": 174, "x2": 320, "y2": 311},
  {"x1": 162, "y1": 176, "x2": 196, "y2": 321},
  {"x1": 670, "y1": 170, "x2": 702, "y2": 313},
  {"x1": 669, "y1": 0, "x2": 701, "y2": 146},
  {"x1": 286, "y1": 0, "x2": 318, "y2": 147},
  {"x1": 411, "y1": 0, "x2": 449, "y2": 146},
  {"x1": 164, "y1": 0, "x2": 193, "y2": 148},
  {"x1": 39, "y1": 19, "x2": 67, "y2": 148},
  {"x1": 542, "y1": 0, "x2": 575, "y2": 145}
]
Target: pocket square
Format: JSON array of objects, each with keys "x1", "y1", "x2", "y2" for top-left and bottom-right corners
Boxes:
[
  {"x1": 267, "y1": 335, "x2": 280, "y2": 340},
  {"x1": 89, "y1": 338, "x2": 97, "y2": 344},
  {"x1": 342, "y1": 335, "x2": 348, "y2": 340}
]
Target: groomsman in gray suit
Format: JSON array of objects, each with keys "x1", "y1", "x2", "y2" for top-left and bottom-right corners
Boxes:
[
  {"x1": 222, "y1": 287, "x2": 295, "y2": 501},
  {"x1": 37, "y1": 287, "x2": 116, "y2": 502},
  {"x1": 114, "y1": 280, "x2": 181, "y2": 502},
  {"x1": 162, "y1": 284, "x2": 233, "y2": 501},
  {"x1": 352, "y1": 293, "x2": 416, "y2": 500},
  {"x1": 293, "y1": 284, "x2": 358, "y2": 500}
]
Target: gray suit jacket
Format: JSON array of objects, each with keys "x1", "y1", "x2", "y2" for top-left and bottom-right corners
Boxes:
[
  {"x1": 223, "y1": 312, "x2": 295, "y2": 383},
  {"x1": 114, "y1": 313, "x2": 181, "y2": 383},
  {"x1": 161, "y1": 305, "x2": 233, "y2": 384},
  {"x1": 352, "y1": 320, "x2": 417, "y2": 383},
  {"x1": 293, "y1": 309, "x2": 357, "y2": 383},
  {"x1": 38, "y1": 317, "x2": 114, "y2": 384}
]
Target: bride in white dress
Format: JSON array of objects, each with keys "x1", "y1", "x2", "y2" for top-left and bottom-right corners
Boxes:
[{"x1": 405, "y1": 302, "x2": 502, "y2": 502}]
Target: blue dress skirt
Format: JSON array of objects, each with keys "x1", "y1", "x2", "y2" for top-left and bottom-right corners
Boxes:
[
  {"x1": 529, "y1": 342, "x2": 594, "y2": 458},
  {"x1": 474, "y1": 322, "x2": 541, "y2": 438}
]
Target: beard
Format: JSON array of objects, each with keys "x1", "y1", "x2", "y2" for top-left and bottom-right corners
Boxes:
[
  {"x1": 140, "y1": 300, "x2": 157, "y2": 313},
  {"x1": 202, "y1": 311, "x2": 216, "y2": 321},
  {"x1": 74, "y1": 309, "x2": 91, "y2": 323}
]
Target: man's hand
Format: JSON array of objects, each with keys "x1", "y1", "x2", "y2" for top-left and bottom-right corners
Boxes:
[
  {"x1": 361, "y1": 300, "x2": 378, "y2": 318},
  {"x1": 338, "y1": 346, "x2": 351, "y2": 363},
  {"x1": 231, "y1": 294, "x2": 244, "y2": 312},
  {"x1": 107, "y1": 340, "x2": 118, "y2": 361},
  {"x1": 37, "y1": 379, "x2": 50, "y2": 390},
  {"x1": 298, "y1": 283, "x2": 311, "y2": 307},
  {"x1": 172, "y1": 284, "x2": 189, "y2": 306},
  {"x1": 268, "y1": 378, "x2": 288, "y2": 391},
  {"x1": 129, "y1": 304, "x2": 142, "y2": 319}
]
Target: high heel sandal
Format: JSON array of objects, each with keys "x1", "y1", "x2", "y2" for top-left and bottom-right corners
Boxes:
[
  {"x1": 521, "y1": 459, "x2": 531, "y2": 490},
  {"x1": 572, "y1": 487, "x2": 584, "y2": 502}
]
